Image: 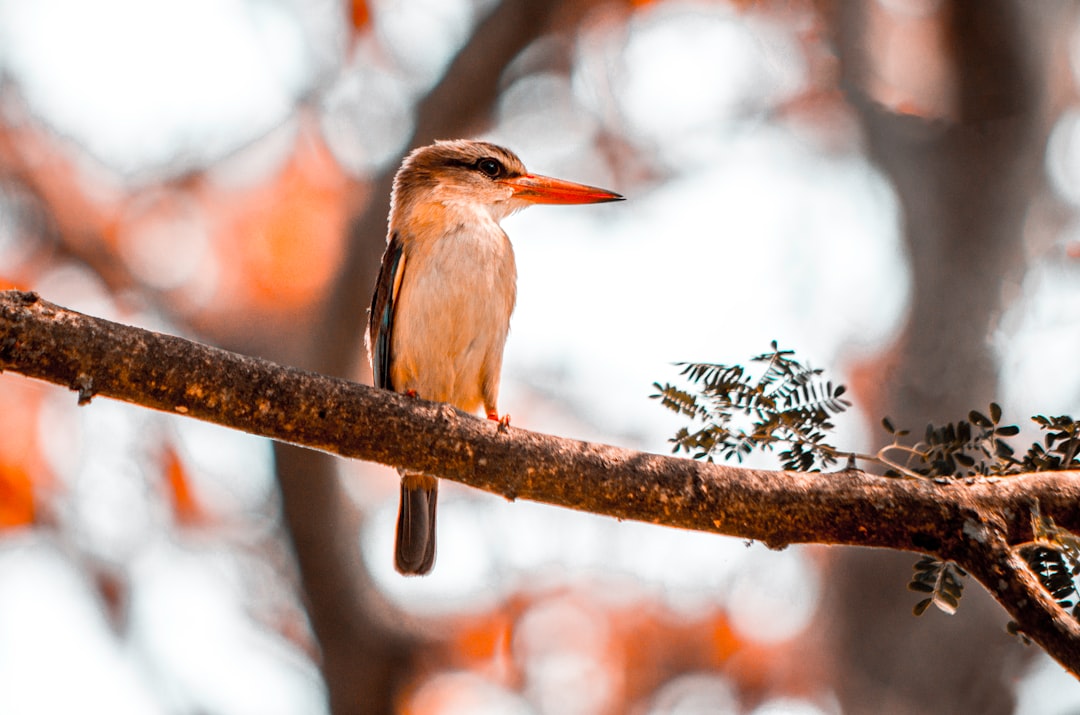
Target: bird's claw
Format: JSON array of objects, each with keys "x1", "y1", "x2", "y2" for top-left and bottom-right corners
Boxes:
[
  {"x1": 487, "y1": 411, "x2": 511, "y2": 432},
  {"x1": 404, "y1": 389, "x2": 418, "y2": 398}
]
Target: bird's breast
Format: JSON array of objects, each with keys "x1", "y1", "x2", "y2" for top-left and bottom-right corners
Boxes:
[{"x1": 390, "y1": 221, "x2": 517, "y2": 411}]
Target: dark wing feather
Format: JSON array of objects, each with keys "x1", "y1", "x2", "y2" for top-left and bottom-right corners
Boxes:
[{"x1": 368, "y1": 232, "x2": 405, "y2": 391}]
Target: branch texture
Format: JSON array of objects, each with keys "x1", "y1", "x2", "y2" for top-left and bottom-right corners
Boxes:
[{"x1": 4, "y1": 289, "x2": 1080, "y2": 674}]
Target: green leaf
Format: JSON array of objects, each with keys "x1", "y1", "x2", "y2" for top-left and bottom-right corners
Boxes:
[{"x1": 939, "y1": 591, "x2": 960, "y2": 609}]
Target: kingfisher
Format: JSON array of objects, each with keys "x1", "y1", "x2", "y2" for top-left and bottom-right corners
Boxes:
[{"x1": 367, "y1": 139, "x2": 623, "y2": 575}]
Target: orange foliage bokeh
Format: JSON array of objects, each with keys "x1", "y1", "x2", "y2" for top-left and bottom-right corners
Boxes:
[
  {"x1": 0, "y1": 378, "x2": 50, "y2": 528},
  {"x1": 162, "y1": 444, "x2": 202, "y2": 526}
]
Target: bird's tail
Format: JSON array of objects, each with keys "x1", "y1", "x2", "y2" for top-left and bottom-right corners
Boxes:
[{"x1": 395, "y1": 472, "x2": 438, "y2": 575}]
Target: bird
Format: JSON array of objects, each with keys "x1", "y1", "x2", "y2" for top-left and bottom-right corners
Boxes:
[{"x1": 367, "y1": 139, "x2": 623, "y2": 575}]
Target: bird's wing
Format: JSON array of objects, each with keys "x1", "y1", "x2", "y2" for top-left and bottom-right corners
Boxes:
[{"x1": 369, "y1": 232, "x2": 406, "y2": 391}]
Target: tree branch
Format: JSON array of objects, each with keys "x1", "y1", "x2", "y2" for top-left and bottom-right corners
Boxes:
[
  {"x1": 963, "y1": 535, "x2": 1080, "y2": 672},
  {"x1": 4, "y1": 288, "x2": 1080, "y2": 675}
]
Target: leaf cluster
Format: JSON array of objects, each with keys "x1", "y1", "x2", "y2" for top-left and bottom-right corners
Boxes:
[
  {"x1": 654, "y1": 344, "x2": 1080, "y2": 621},
  {"x1": 880, "y1": 410, "x2": 1080, "y2": 480},
  {"x1": 1019, "y1": 503, "x2": 1080, "y2": 619},
  {"x1": 1021, "y1": 415, "x2": 1080, "y2": 472},
  {"x1": 651, "y1": 342, "x2": 851, "y2": 471},
  {"x1": 909, "y1": 556, "x2": 966, "y2": 616},
  {"x1": 879, "y1": 403, "x2": 1020, "y2": 479}
]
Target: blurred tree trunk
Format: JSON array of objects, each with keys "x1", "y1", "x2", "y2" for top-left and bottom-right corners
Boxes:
[
  {"x1": 827, "y1": 1, "x2": 1056, "y2": 712},
  {"x1": 269, "y1": 2, "x2": 592, "y2": 713}
]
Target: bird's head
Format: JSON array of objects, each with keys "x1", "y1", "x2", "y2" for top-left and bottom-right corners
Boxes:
[{"x1": 390, "y1": 140, "x2": 623, "y2": 226}]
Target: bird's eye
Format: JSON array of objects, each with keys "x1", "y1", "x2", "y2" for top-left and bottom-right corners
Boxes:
[{"x1": 476, "y1": 158, "x2": 503, "y2": 178}]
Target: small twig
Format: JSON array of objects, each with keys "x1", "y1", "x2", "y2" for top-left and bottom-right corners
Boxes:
[{"x1": 876, "y1": 444, "x2": 929, "y2": 479}]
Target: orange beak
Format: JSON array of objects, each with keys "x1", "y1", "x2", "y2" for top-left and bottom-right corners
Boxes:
[{"x1": 499, "y1": 174, "x2": 624, "y2": 205}]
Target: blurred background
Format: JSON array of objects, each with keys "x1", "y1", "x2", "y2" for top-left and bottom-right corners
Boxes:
[{"x1": 0, "y1": 0, "x2": 1079, "y2": 713}]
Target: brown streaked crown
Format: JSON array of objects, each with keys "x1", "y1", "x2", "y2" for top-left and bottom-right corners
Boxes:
[{"x1": 389, "y1": 140, "x2": 527, "y2": 219}]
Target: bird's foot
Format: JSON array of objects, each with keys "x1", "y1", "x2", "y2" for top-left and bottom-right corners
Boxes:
[
  {"x1": 487, "y1": 411, "x2": 511, "y2": 433},
  {"x1": 404, "y1": 389, "x2": 418, "y2": 398}
]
